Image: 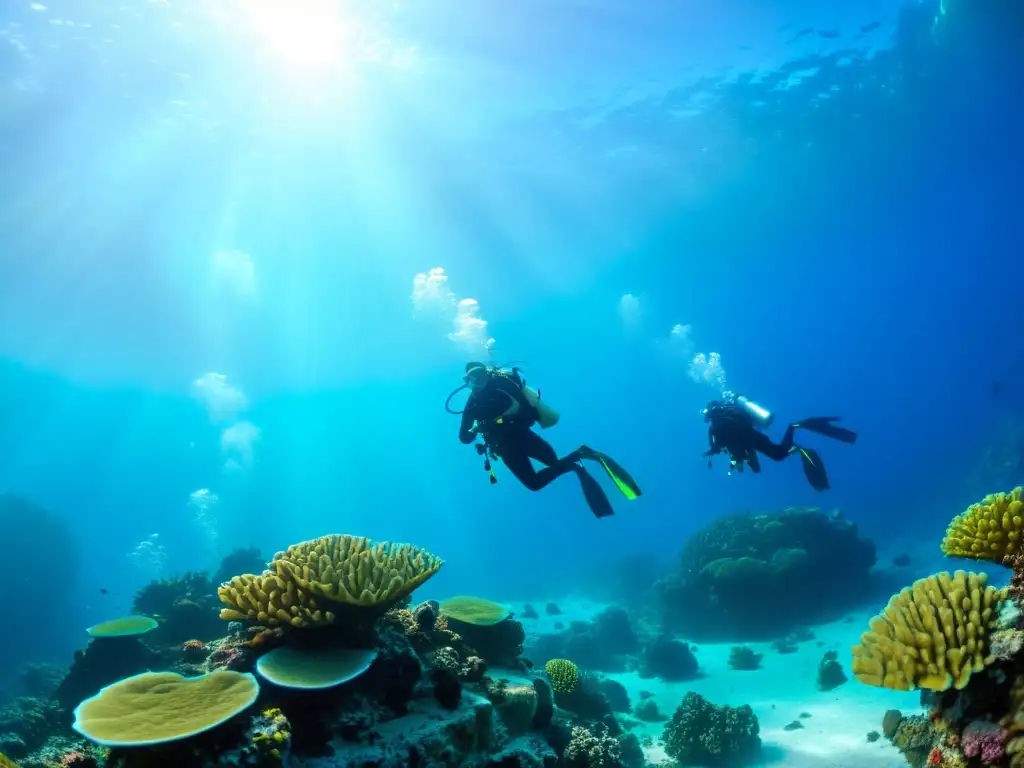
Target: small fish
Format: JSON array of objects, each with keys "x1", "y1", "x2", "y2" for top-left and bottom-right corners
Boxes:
[
  {"x1": 100, "y1": 588, "x2": 108, "y2": 595},
  {"x1": 994, "y1": 380, "x2": 1003, "y2": 397},
  {"x1": 817, "y1": 29, "x2": 841, "y2": 39},
  {"x1": 860, "y1": 21, "x2": 881, "y2": 33}
]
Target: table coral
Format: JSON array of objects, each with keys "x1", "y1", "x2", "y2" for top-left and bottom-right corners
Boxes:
[{"x1": 72, "y1": 671, "x2": 260, "y2": 747}]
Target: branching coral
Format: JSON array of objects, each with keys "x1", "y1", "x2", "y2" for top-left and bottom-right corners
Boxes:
[
  {"x1": 563, "y1": 725, "x2": 621, "y2": 768},
  {"x1": 662, "y1": 691, "x2": 760, "y2": 765},
  {"x1": 217, "y1": 535, "x2": 444, "y2": 628},
  {"x1": 961, "y1": 720, "x2": 1005, "y2": 763},
  {"x1": 272, "y1": 535, "x2": 443, "y2": 607},
  {"x1": 851, "y1": 571, "x2": 1004, "y2": 691},
  {"x1": 218, "y1": 569, "x2": 333, "y2": 628},
  {"x1": 942, "y1": 487, "x2": 1024, "y2": 564},
  {"x1": 544, "y1": 659, "x2": 579, "y2": 694}
]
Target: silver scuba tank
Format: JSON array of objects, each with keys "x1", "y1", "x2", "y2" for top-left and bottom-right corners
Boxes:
[{"x1": 736, "y1": 394, "x2": 774, "y2": 428}]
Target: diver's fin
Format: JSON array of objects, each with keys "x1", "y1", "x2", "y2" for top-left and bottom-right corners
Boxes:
[
  {"x1": 592, "y1": 451, "x2": 643, "y2": 500},
  {"x1": 793, "y1": 417, "x2": 858, "y2": 444},
  {"x1": 797, "y1": 446, "x2": 830, "y2": 491},
  {"x1": 575, "y1": 465, "x2": 615, "y2": 518}
]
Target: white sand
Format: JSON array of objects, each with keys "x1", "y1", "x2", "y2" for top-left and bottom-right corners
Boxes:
[{"x1": 513, "y1": 600, "x2": 924, "y2": 768}]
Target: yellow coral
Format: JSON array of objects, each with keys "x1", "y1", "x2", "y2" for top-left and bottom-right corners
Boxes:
[
  {"x1": 851, "y1": 571, "x2": 1004, "y2": 691},
  {"x1": 72, "y1": 670, "x2": 260, "y2": 746},
  {"x1": 0, "y1": 753, "x2": 20, "y2": 768},
  {"x1": 439, "y1": 596, "x2": 510, "y2": 626},
  {"x1": 218, "y1": 535, "x2": 443, "y2": 627},
  {"x1": 545, "y1": 658, "x2": 580, "y2": 694},
  {"x1": 218, "y1": 568, "x2": 334, "y2": 628},
  {"x1": 942, "y1": 487, "x2": 1024, "y2": 563},
  {"x1": 272, "y1": 535, "x2": 444, "y2": 607}
]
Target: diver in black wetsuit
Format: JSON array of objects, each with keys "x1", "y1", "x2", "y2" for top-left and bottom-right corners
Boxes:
[
  {"x1": 446, "y1": 362, "x2": 642, "y2": 518},
  {"x1": 702, "y1": 392, "x2": 857, "y2": 491}
]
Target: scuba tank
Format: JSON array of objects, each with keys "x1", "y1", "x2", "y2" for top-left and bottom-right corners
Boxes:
[{"x1": 734, "y1": 394, "x2": 774, "y2": 428}]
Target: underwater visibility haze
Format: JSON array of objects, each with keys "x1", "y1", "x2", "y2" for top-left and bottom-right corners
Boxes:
[{"x1": 0, "y1": 0, "x2": 1023, "y2": 766}]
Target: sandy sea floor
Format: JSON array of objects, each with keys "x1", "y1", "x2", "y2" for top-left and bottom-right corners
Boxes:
[{"x1": 513, "y1": 598, "x2": 923, "y2": 767}]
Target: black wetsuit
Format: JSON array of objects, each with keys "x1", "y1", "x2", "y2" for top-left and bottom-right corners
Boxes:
[
  {"x1": 704, "y1": 404, "x2": 796, "y2": 473},
  {"x1": 459, "y1": 371, "x2": 581, "y2": 490}
]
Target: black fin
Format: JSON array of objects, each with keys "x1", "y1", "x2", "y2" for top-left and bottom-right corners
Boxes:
[
  {"x1": 575, "y1": 465, "x2": 615, "y2": 518},
  {"x1": 797, "y1": 446, "x2": 830, "y2": 491},
  {"x1": 794, "y1": 417, "x2": 857, "y2": 444}
]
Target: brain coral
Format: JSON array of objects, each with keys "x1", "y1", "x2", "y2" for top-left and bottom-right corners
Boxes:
[
  {"x1": 942, "y1": 487, "x2": 1024, "y2": 563},
  {"x1": 851, "y1": 570, "x2": 1004, "y2": 691},
  {"x1": 72, "y1": 671, "x2": 259, "y2": 746}
]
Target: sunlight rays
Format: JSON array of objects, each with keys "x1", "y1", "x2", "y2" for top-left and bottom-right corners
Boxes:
[{"x1": 236, "y1": 0, "x2": 354, "y2": 75}]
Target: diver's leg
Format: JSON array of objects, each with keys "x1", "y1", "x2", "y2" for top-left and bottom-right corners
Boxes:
[
  {"x1": 502, "y1": 431, "x2": 578, "y2": 491},
  {"x1": 499, "y1": 438, "x2": 547, "y2": 490},
  {"x1": 745, "y1": 450, "x2": 762, "y2": 473},
  {"x1": 751, "y1": 431, "x2": 792, "y2": 461}
]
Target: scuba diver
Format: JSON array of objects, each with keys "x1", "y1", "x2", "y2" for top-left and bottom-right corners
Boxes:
[
  {"x1": 702, "y1": 392, "x2": 857, "y2": 491},
  {"x1": 445, "y1": 362, "x2": 642, "y2": 518}
]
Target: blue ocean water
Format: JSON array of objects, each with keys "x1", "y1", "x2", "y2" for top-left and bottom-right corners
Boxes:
[{"x1": 0, "y1": 0, "x2": 1021, "y2": 688}]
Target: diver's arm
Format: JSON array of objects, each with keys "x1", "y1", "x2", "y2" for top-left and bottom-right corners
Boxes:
[
  {"x1": 703, "y1": 425, "x2": 719, "y2": 456},
  {"x1": 459, "y1": 408, "x2": 477, "y2": 444}
]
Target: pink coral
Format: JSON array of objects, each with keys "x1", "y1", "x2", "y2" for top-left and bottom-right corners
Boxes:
[
  {"x1": 962, "y1": 720, "x2": 1006, "y2": 764},
  {"x1": 58, "y1": 751, "x2": 91, "y2": 767}
]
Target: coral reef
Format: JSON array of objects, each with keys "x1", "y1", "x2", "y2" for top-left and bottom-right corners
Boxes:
[
  {"x1": 658, "y1": 506, "x2": 877, "y2": 640},
  {"x1": 0, "y1": 696, "x2": 61, "y2": 758},
  {"x1": 662, "y1": 691, "x2": 761, "y2": 766},
  {"x1": 593, "y1": 678, "x2": 631, "y2": 713},
  {"x1": 817, "y1": 650, "x2": 848, "y2": 691},
  {"x1": 445, "y1": 614, "x2": 526, "y2": 669},
  {"x1": 639, "y1": 635, "x2": 699, "y2": 681},
  {"x1": 272, "y1": 535, "x2": 443, "y2": 607},
  {"x1": 635, "y1": 697, "x2": 665, "y2": 722},
  {"x1": 85, "y1": 617, "x2": 156, "y2": 639},
  {"x1": 54, "y1": 638, "x2": 161, "y2": 714},
  {"x1": 544, "y1": 660, "x2": 579, "y2": 694},
  {"x1": 728, "y1": 646, "x2": 763, "y2": 671},
  {"x1": 942, "y1": 487, "x2": 1024, "y2": 563},
  {"x1": 218, "y1": 534, "x2": 443, "y2": 627},
  {"x1": 563, "y1": 725, "x2": 620, "y2": 767},
  {"x1": 1, "y1": 525, "x2": 631, "y2": 768},
  {"x1": 212, "y1": 547, "x2": 267, "y2": 588},
  {"x1": 255, "y1": 647, "x2": 376, "y2": 689},
  {"x1": 525, "y1": 608, "x2": 642, "y2": 674},
  {"x1": 438, "y1": 596, "x2": 510, "y2": 625},
  {"x1": 859, "y1": 487, "x2": 1024, "y2": 768},
  {"x1": 72, "y1": 671, "x2": 260, "y2": 746},
  {"x1": 852, "y1": 570, "x2": 1004, "y2": 691},
  {"x1": 131, "y1": 572, "x2": 223, "y2": 646}
]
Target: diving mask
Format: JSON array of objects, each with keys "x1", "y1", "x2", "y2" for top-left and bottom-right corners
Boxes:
[{"x1": 464, "y1": 366, "x2": 490, "y2": 390}]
